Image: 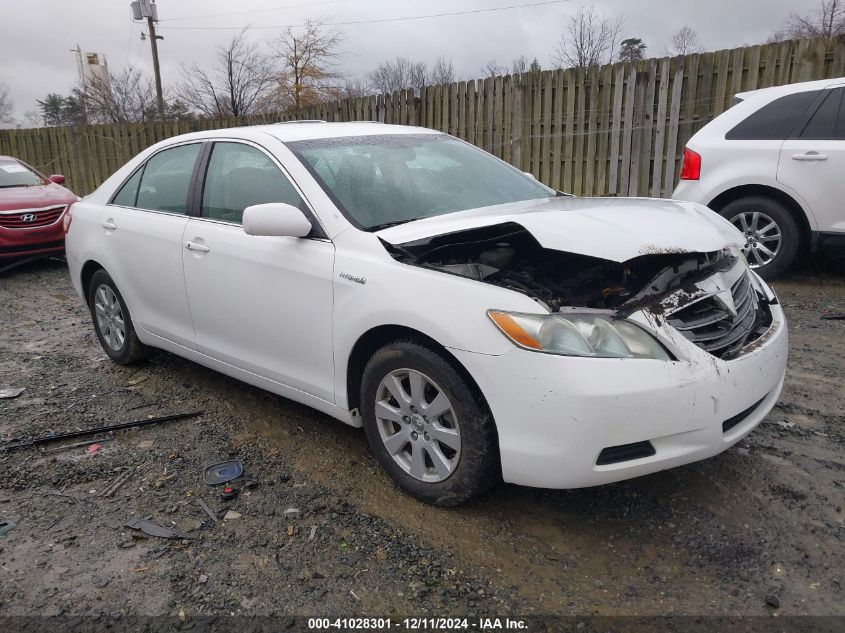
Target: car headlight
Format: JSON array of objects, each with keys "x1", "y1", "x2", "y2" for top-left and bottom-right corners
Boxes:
[{"x1": 488, "y1": 310, "x2": 671, "y2": 360}]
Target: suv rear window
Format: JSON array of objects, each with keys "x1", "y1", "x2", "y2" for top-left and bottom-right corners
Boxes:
[
  {"x1": 726, "y1": 90, "x2": 820, "y2": 140},
  {"x1": 799, "y1": 87, "x2": 845, "y2": 140}
]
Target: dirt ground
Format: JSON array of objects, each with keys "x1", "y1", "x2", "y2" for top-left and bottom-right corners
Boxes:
[{"x1": 0, "y1": 257, "x2": 843, "y2": 628}]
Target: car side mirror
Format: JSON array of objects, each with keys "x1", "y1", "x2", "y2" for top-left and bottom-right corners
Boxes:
[
  {"x1": 49, "y1": 174, "x2": 65, "y2": 184},
  {"x1": 242, "y1": 203, "x2": 312, "y2": 238}
]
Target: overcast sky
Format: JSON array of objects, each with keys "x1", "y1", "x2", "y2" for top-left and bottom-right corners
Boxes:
[{"x1": 0, "y1": 0, "x2": 820, "y2": 123}]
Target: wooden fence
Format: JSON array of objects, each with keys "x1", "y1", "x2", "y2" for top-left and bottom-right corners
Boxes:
[{"x1": 2, "y1": 36, "x2": 844, "y2": 197}]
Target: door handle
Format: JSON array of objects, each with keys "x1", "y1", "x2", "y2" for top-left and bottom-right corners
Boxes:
[
  {"x1": 792, "y1": 152, "x2": 828, "y2": 161},
  {"x1": 101, "y1": 221, "x2": 117, "y2": 230},
  {"x1": 184, "y1": 241, "x2": 210, "y2": 253}
]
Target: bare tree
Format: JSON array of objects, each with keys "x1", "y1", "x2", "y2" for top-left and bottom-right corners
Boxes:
[
  {"x1": 83, "y1": 67, "x2": 157, "y2": 123},
  {"x1": 669, "y1": 26, "x2": 701, "y2": 55},
  {"x1": 270, "y1": 19, "x2": 344, "y2": 111},
  {"x1": 341, "y1": 77, "x2": 370, "y2": 98},
  {"x1": 368, "y1": 57, "x2": 429, "y2": 94},
  {"x1": 179, "y1": 30, "x2": 273, "y2": 118},
  {"x1": 429, "y1": 57, "x2": 455, "y2": 85},
  {"x1": 552, "y1": 4, "x2": 624, "y2": 69},
  {"x1": 482, "y1": 60, "x2": 507, "y2": 77},
  {"x1": 779, "y1": 0, "x2": 845, "y2": 38},
  {"x1": 511, "y1": 56, "x2": 530, "y2": 75},
  {"x1": 0, "y1": 83, "x2": 13, "y2": 123}
]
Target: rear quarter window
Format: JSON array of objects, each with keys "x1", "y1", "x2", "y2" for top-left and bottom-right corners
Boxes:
[{"x1": 726, "y1": 90, "x2": 820, "y2": 140}]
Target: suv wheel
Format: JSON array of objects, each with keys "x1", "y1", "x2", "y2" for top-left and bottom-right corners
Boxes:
[
  {"x1": 718, "y1": 196, "x2": 800, "y2": 279},
  {"x1": 360, "y1": 340, "x2": 499, "y2": 506},
  {"x1": 87, "y1": 269, "x2": 149, "y2": 364}
]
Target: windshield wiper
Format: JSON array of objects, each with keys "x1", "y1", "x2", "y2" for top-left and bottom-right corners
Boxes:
[
  {"x1": 0, "y1": 184, "x2": 29, "y2": 188},
  {"x1": 366, "y1": 219, "x2": 416, "y2": 232}
]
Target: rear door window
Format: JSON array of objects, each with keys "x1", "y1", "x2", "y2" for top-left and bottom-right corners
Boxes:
[
  {"x1": 112, "y1": 167, "x2": 143, "y2": 207},
  {"x1": 799, "y1": 87, "x2": 845, "y2": 140},
  {"x1": 135, "y1": 143, "x2": 202, "y2": 214},
  {"x1": 726, "y1": 91, "x2": 820, "y2": 140}
]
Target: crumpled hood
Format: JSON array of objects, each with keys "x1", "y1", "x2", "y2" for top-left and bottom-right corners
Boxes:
[{"x1": 376, "y1": 196, "x2": 744, "y2": 262}]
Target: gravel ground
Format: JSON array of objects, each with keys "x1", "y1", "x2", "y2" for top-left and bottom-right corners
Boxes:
[{"x1": 0, "y1": 258, "x2": 842, "y2": 627}]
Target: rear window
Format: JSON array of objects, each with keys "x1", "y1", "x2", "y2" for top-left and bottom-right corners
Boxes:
[
  {"x1": 799, "y1": 87, "x2": 845, "y2": 140},
  {"x1": 726, "y1": 91, "x2": 820, "y2": 140}
]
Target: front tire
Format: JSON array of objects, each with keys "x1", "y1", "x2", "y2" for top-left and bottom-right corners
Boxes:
[
  {"x1": 360, "y1": 340, "x2": 499, "y2": 506},
  {"x1": 87, "y1": 269, "x2": 149, "y2": 364},
  {"x1": 718, "y1": 196, "x2": 800, "y2": 279}
]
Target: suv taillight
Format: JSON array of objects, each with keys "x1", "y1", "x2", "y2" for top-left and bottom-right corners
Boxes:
[
  {"x1": 679, "y1": 147, "x2": 701, "y2": 180},
  {"x1": 62, "y1": 205, "x2": 73, "y2": 234}
]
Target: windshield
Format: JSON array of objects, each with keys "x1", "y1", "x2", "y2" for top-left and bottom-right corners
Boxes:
[
  {"x1": 287, "y1": 134, "x2": 554, "y2": 230},
  {"x1": 0, "y1": 159, "x2": 46, "y2": 188}
]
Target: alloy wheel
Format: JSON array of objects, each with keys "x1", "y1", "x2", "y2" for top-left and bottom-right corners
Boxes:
[
  {"x1": 731, "y1": 211, "x2": 782, "y2": 268},
  {"x1": 374, "y1": 369, "x2": 461, "y2": 483},
  {"x1": 93, "y1": 284, "x2": 126, "y2": 351}
]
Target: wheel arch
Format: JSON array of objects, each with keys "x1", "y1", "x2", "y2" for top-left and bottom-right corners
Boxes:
[
  {"x1": 345, "y1": 325, "x2": 496, "y2": 433},
  {"x1": 80, "y1": 259, "x2": 106, "y2": 306},
  {"x1": 708, "y1": 184, "x2": 813, "y2": 251}
]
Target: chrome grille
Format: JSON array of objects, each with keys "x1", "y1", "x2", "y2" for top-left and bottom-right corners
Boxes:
[
  {"x1": 666, "y1": 269, "x2": 771, "y2": 359},
  {"x1": 0, "y1": 206, "x2": 66, "y2": 229}
]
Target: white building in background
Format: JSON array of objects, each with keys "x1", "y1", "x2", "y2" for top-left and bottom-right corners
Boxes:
[{"x1": 75, "y1": 48, "x2": 110, "y2": 93}]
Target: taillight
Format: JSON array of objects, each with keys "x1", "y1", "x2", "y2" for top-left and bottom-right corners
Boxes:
[
  {"x1": 62, "y1": 205, "x2": 73, "y2": 233},
  {"x1": 679, "y1": 147, "x2": 701, "y2": 180}
]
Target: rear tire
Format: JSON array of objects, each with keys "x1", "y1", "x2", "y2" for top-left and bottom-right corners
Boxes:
[
  {"x1": 718, "y1": 196, "x2": 800, "y2": 279},
  {"x1": 87, "y1": 269, "x2": 149, "y2": 365},
  {"x1": 360, "y1": 340, "x2": 500, "y2": 506}
]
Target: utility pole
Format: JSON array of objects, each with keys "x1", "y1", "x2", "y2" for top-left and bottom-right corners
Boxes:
[
  {"x1": 131, "y1": 1, "x2": 165, "y2": 120},
  {"x1": 147, "y1": 16, "x2": 165, "y2": 120}
]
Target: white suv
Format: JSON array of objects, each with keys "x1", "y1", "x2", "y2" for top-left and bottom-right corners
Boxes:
[{"x1": 673, "y1": 77, "x2": 845, "y2": 278}]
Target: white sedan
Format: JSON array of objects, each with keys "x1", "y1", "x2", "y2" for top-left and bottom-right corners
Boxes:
[{"x1": 65, "y1": 122, "x2": 788, "y2": 506}]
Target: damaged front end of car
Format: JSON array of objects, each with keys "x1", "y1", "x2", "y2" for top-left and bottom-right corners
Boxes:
[{"x1": 382, "y1": 221, "x2": 777, "y2": 361}]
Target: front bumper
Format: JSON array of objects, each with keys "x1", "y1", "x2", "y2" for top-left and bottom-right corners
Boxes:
[
  {"x1": 0, "y1": 212, "x2": 67, "y2": 261},
  {"x1": 449, "y1": 303, "x2": 787, "y2": 489}
]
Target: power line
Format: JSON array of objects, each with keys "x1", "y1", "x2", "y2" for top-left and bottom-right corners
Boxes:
[
  {"x1": 160, "y1": 0, "x2": 347, "y2": 23},
  {"x1": 161, "y1": 0, "x2": 569, "y2": 31}
]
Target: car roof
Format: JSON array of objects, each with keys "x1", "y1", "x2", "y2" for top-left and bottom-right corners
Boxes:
[
  {"x1": 159, "y1": 121, "x2": 441, "y2": 146},
  {"x1": 736, "y1": 76, "x2": 845, "y2": 102}
]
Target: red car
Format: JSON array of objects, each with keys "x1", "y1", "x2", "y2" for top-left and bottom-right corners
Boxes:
[{"x1": 0, "y1": 156, "x2": 77, "y2": 264}]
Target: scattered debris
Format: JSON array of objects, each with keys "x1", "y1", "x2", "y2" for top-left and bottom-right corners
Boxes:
[
  {"x1": 0, "y1": 517, "x2": 19, "y2": 539},
  {"x1": 765, "y1": 592, "x2": 782, "y2": 609},
  {"x1": 126, "y1": 370, "x2": 150, "y2": 386},
  {"x1": 821, "y1": 313, "x2": 845, "y2": 320},
  {"x1": 101, "y1": 468, "x2": 135, "y2": 498},
  {"x1": 0, "y1": 388, "x2": 25, "y2": 399},
  {"x1": 197, "y1": 498, "x2": 219, "y2": 524},
  {"x1": 220, "y1": 486, "x2": 239, "y2": 502},
  {"x1": 242, "y1": 479, "x2": 259, "y2": 490},
  {"x1": 223, "y1": 510, "x2": 241, "y2": 521},
  {"x1": 349, "y1": 590, "x2": 361, "y2": 602},
  {"x1": 309, "y1": 526, "x2": 318, "y2": 541},
  {"x1": 198, "y1": 574, "x2": 208, "y2": 584},
  {"x1": 125, "y1": 518, "x2": 182, "y2": 539},
  {"x1": 203, "y1": 460, "x2": 244, "y2": 485},
  {"x1": 43, "y1": 438, "x2": 110, "y2": 454},
  {"x1": 85, "y1": 443, "x2": 103, "y2": 455},
  {"x1": 284, "y1": 508, "x2": 301, "y2": 518},
  {"x1": 1, "y1": 411, "x2": 204, "y2": 451}
]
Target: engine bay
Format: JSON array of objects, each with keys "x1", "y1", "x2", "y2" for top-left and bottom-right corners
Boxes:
[{"x1": 383, "y1": 222, "x2": 736, "y2": 313}]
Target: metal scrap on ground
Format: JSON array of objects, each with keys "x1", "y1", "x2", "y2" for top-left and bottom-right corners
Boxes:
[
  {"x1": 125, "y1": 517, "x2": 182, "y2": 539},
  {"x1": 0, "y1": 411, "x2": 204, "y2": 451}
]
